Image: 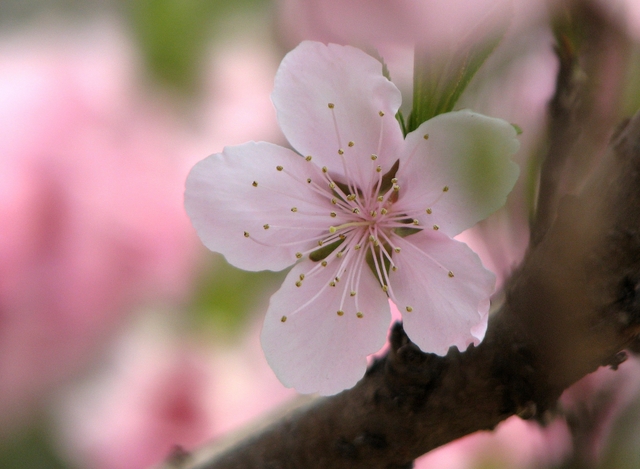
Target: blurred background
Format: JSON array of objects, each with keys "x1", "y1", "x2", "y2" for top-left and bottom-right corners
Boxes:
[{"x1": 2, "y1": 0, "x2": 640, "y2": 468}]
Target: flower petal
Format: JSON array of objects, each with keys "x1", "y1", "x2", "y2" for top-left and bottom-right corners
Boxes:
[
  {"x1": 261, "y1": 258, "x2": 390, "y2": 395},
  {"x1": 184, "y1": 142, "x2": 335, "y2": 271},
  {"x1": 388, "y1": 231, "x2": 494, "y2": 355},
  {"x1": 272, "y1": 41, "x2": 404, "y2": 192},
  {"x1": 394, "y1": 110, "x2": 520, "y2": 237}
]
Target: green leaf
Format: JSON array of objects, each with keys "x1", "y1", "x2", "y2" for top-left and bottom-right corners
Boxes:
[{"x1": 407, "y1": 10, "x2": 510, "y2": 132}]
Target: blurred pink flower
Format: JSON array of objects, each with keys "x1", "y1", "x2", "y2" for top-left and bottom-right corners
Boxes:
[
  {"x1": 415, "y1": 414, "x2": 571, "y2": 469},
  {"x1": 0, "y1": 22, "x2": 202, "y2": 429},
  {"x1": 55, "y1": 314, "x2": 295, "y2": 469}
]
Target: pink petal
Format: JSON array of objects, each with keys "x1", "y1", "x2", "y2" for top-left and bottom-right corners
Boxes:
[
  {"x1": 184, "y1": 142, "x2": 334, "y2": 271},
  {"x1": 394, "y1": 110, "x2": 520, "y2": 237},
  {"x1": 272, "y1": 41, "x2": 404, "y2": 193},
  {"x1": 261, "y1": 259, "x2": 390, "y2": 395},
  {"x1": 388, "y1": 231, "x2": 495, "y2": 355}
]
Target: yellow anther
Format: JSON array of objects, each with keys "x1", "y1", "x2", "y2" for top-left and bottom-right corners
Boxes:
[
  {"x1": 426, "y1": 208, "x2": 432, "y2": 214},
  {"x1": 348, "y1": 141, "x2": 354, "y2": 147},
  {"x1": 321, "y1": 260, "x2": 328, "y2": 267},
  {"x1": 338, "y1": 149, "x2": 344, "y2": 155},
  {"x1": 330, "y1": 211, "x2": 337, "y2": 217},
  {"x1": 328, "y1": 103, "x2": 335, "y2": 109},
  {"x1": 371, "y1": 154, "x2": 378, "y2": 160},
  {"x1": 299, "y1": 274, "x2": 305, "y2": 280},
  {"x1": 339, "y1": 234, "x2": 346, "y2": 240},
  {"x1": 448, "y1": 271, "x2": 455, "y2": 278},
  {"x1": 331, "y1": 198, "x2": 338, "y2": 205},
  {"x1": 243, "y1": 231, "x2": 250, "y2": 238},
  {"x1": 276, "y1": 165, "x2": 283, "y2": 171},
  {"x1": 347, "y1": 194, "x2": 356, "y2": 201},
  {"x1": 382, "y1": 285, "x2": 388, "y2": 292},
  {"x1": 263, "y1": 224, "x2": 270, "y2": 230},
  {"x1": 329, "y1": 226, "x2": 337, "y2": 233},
  {"x1": 329, "y1": 281, "x2": 336, "y2": 287},
  {"x1": 350, "y1": 291, "x2": 356, "y2": 297},
  {"x1": 354, "y1": 244, "x2": 361, "y2": 250},
  {"x1": 280, "y1": 316, "x2": 287, "y2": 322},
  {"x1": 394, "y1": 247, "x2": 401, "y2": 253},
  {"x1": 295, "y1": 252, "x2": 303, "y2": 259},
  {"x1": 322, "y1": 166, "x2": 328, "y2": 173},
  {"x1": 291, "y1": 207, "x2": 298, "y2": 212},
  {"x1": 391, "y1": 265, "x2": 398, "y2": 271},
  {"x1": 305, "y1": 155, "x2": 312, "y2": 161},
  {"x1": 376, "y1": 166, "x2": 382, "y2": 173},
  {"x1": 369, "y1": 235, "x2": 375, "y2": 242},
  {"x1": 370, "y1": 210, "x2": 377, "y2": 217},
  {"x1": 433, "y1": 225, "x2": 440, "y2": 231},
  {"x1": 423, "y1": 134, "x2": 429, "y2": 140},
  {"x1": 336, "y1": 252, "x2": 343, "y2": 258},
  {"x1": 412, "y1": 219, "x2": 419, "y2": 225},
  {"x1": 356, "y1": 312, "x2": 363, "y2": 318},
  {"x1": 379, "y1": 111, "x2": 385, "y2": 117},
  {"x1": 252, "y1": 181, "x2": 258, "y2": 187},
  {"x1": 352, "y1": 208, "x2": 360, "y2": 214},
  {"x1": 380, "y1": 208, "x2": 388, "y2": 215},
  {"x1": 295, "y1": 281, "x2": 302, "y2": 287},
  {"x1": 406, "y1": 306, "x2": 413, "y2": 312},
  {"x1": 443, "y1": 186, "x2": 449, "y2": 192},
  {"x1": 391, "y1": 178, "x2": 398, "y2": 184},
  {"x1": 337, "y1": 310, "x2": 344, "y2": 316},
  {"x1": 307, "y1": 178, "x2": 312, "y2": 183},
  {"x1": 393, "y1": 184, "x2": 400, "y2": 192},
  {"x1": 377, "y1": 195, "x2": 384, "y2": 202},
  {"x1": 318, "y1": 240, "x2": 324, "y2": 246},
  {"x1": 329, "y1": 182, "x2": 336, "y2": 189}
]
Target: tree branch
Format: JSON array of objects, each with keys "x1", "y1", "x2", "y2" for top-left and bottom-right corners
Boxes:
[{"x1": 160, "y1": 2, "x2": 640, "y2": 468}]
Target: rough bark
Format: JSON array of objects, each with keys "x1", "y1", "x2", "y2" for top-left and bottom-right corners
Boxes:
[{"x1": 158, "y1": 2, "x2": 640, "y2": 468}]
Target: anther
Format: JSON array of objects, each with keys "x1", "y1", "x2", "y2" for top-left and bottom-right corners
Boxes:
[
  {"x1": 295, "y1": 252, "x2": 303, "y2": 259},
  {"x1": 393, "y1": 184, "x2": 400, "y2": 191},
  {"x1": 243, "y1": 231, "x2": 250, "y2": 238},
  {"x1": 350, "y1": 291, "x2": 356, "y2": 297},
  {"x1": 391, "y1": 266, "x2": 398, "y2": 271},
  {"x1": 448, "y1": 271, "x2": 455, "y2": 278},
  {"x1": 433, "y1": 225, "x2": 440, "y2": 231},
  {"x1": 338, "y1": 149, "x2": 344, "y2": 155},
  {"x1": 299, "y1": 274, "x2": 305, "y2": 280},
  {"x1": 376, "y1": 166, "x2": 382, "y2": 173},
  {"x1": 370, "y1": 210, "x2": 377, "y2": 217},
  {"x1": 382, "y1": 285, "x2": 388, "y2": 292},
  {"x1": 369, "y1": 235, "x2": 375, "y2": 242},
  {"x1": 443, "y1": 186, "x2": 449, "y2": 192},
  {"x1": 329, "y1": 182, "x2": 336, "y2": 189},
  {"x1": 331, "y1": 198, "x2": 338, "y2": 205},
  {"x1": 380, "y1": 208, "x2": 388, "y2": 215},
  {"x1": 371, "y1": 154, "x2": 378, "y2": 160},
  {"x1": 377, "y1": 195, "x2": 384, "y2": 202},
  {"x1": 329, "y1": 226, "x2": 337, "y2": 233},
  {"x1": 339, "y1": 234, "x2": 346, "y2": 240},
  {"x1": 337, "y1": 310, "x2": 344, "y2": 316},
  {"x1": 281, "y1": 316, "x2": 287, "y2": 322},
  {"x1": 394, "y1": 247, "x2": 401, "y2": 253},
  {"x1": 295, "y1": 281, "x2": 302, "y2": 287},
  {"x1": 348, "y1": 141, "x2": 354, "y2": 147},
  {"x1": 318, "y1": 240, "x2": 324, "y2": 246},
  {"x1": 426, "y1": 208, "x2": 432, "y2": 214},
  {"x1": 291, "y1": 207, "x2": 298, "y2": 212},
  {"x1": 347, "y1": 194, "x2": 356, "y2": 201},
  {"x1": 354, "y1": 244, "x2": 361, "y2": 250},
  {"x1": 321, "y1": 261, "x2": 328, "y2": 267},
  {"x1": 330, "y1": 212, "x2": 337, "y2": 217},
  {"x1": 406, "y1": 306, "x2": 413, "y2": 312},
  {"x1": 356, "y1": 312, "x2": 364, "y2": 318},
  {"x1": 305, "y1": 155, "x2": 312, "y2": 161},
  {"x1": 391, "y1": 178, "x2": 398, "y2": 184},
  {"x1": 252, "y1": 181, "x2": 258, "y2": 187},
  {"x1": 263, "y1": 224, "x2": 270, "y2": 230},
  {"x1": 328, "y1": 103, "x2": 335, "y2": 109},
  {"x1": 412, "y1": 219, "x2": 419, "y2": 225},
  {"x1": 307, "y1": 178, "x2": 312, "y2": 183},
  {"x1": 329, "y1": 281, "x2": 336, "y2": 287},
  {"x1": 423, "y1": 134, "x2": 429, "y2": 140},
  {"x1": 337, "y1": 252, "x2": 343, "y2": 258},
  {"x1": 379, "y1": 111, "x2": 385, "y2": 117},
  {"x1": 352, "y1": 208, "x2": 360, "y2": 214},
  {"x1": 276, "y1": 165, "x2": 283, "y2": 171},
  {"x1": 322, "y1": 166, "x2": 328, "y2": 173}
]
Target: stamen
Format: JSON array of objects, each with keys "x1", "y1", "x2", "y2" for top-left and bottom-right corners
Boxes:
[
  {"x1": 356, "y1": 312, "x2": 363, "y2": 318},
  {"x1": 443, "y1": 186, "x2": 449, "y2": 192},
  {"x1": 406, "y1": 306, "x2": 413, "y2": 312},
  {"x1": 350, "y1": 291, "x2": 356, "y2": 297},
  {"x1": 423, "y1": 134, "x2": 429, "y2": 140},
  {"x1": 291, "y1": 207, "x2": 297, "y2": 212},
  {"x1": 337, "y1": 310, "x2": 344, "y2": 316},
  {"x1": 252, "y1": 181, "x2": 258, "y2": 187},
  {"x1": 379, "y1": 111, "x2": 385, "y2": 117},
  {"x1": 433, "y1": 225, "x2": 439, "y2": 231},
  {"x1": 263, "y1": 224, "x2": 270, "y2": 230},
  {"x1": 280, "y1": 316, "x2": 287, "y2": 322},
  {"x1": 296, "y1": 252, "x2": 303, "y2": 259},
  {"x1": 448, "y1": 271, "x2": 455, "y2": 278},
  {"x1": 305, "y1": 155, "x2": 313, "y2": 161},
  {"x1": 295, "y1": 281, "x2": 302, "y2": 287},
  {"x1": 276, "y1": 165, "x2": 283, "y2": 171},
  {"x1": 243, "y1": 231, "x2": 250, "y2": 238},
  {"x1": 328, "y1": 103, "x2": 335, "y2": 109},
  {"x1": 348, "y1": 141, "x2": 355, "y2": 147},
  {"x1": 371, "y1": 154, "x2": 378, "y2": 160},
  {"x1": 338, "y1": 149, "x2": 344, "y2": 155},
  {"x1": 426, "y1": 208, "x2": 432, "y2": 214}
]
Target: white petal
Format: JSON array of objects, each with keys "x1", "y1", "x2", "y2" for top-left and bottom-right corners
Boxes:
[
  {"x1": 272, "y1": 41, "x2": 404, "y2": 192},
  {"x1": 185, "y1": 142, "x2": 334, "y2": 271},
  {"x1": 388, "y1": 231, "x2": 494, "y2": 355},
  {"x1": 261, "y1": 258, "x2": 390, "y2": 395},
  {"x1": 394, "y1": 110, "x2": 520, "y2": 237}
]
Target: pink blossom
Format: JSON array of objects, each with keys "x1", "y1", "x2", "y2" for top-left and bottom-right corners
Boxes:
[
  {"x1": 185, "y1": 41, "x2": 520, "y2": 395},
  {"x1": 0, "y1": 23, "x2": 200, "y2": 429}
]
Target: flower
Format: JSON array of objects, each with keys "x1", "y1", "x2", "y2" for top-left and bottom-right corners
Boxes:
[{"x1": 185, "y1": 41, "x2": 519, "y2": 395}]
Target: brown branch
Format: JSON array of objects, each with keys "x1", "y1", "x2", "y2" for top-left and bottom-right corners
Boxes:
[{"x1": 159, "y1": 2, "x2": 640, "y2": 469}]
